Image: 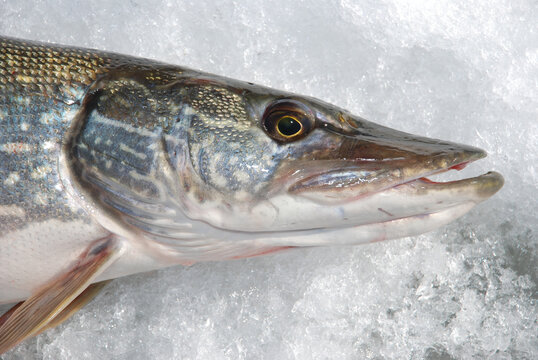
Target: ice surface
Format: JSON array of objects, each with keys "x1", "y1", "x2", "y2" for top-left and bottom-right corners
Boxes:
[{"x1": 0, "y1": 0, "x2": 536, "y2": 359}]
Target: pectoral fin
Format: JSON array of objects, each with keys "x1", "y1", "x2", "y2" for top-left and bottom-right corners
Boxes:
[
  {"x1": 32, "y1": 280, "x2": 112, "y2": 337},
  {"x1": 0, "y1": 236, "x2": 122, "y2": 354}
]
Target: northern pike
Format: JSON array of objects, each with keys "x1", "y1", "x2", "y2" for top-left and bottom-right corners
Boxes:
[{"x1": 0, "y1": 36, "x2": 503, "y2": 353}]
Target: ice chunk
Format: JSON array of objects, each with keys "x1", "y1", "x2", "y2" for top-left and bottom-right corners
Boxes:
[{"x1": 1, "y1": 0, "x2": 536, "y2": 359}]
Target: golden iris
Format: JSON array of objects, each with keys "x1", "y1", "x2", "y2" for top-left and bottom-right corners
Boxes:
[{"x1": 276, "y1": 116, "x2": 302, "y2": 137}]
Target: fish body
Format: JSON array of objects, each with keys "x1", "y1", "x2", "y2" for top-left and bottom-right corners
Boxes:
[
  {"x1": 0, "y1": 37, "x2": 174, "y2": 304},
  {"x1": 0, "y1": 37, "x2": 503, "y2": 353}
]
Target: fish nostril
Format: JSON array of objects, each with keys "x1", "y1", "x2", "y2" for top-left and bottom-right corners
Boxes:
[{"x1": 339, "y1": 113, "x2": 360, "y2": 130}]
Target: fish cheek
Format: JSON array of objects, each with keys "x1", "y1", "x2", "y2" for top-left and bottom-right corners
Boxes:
[{"x1": 188, "y1": 123, "x2": 280, "y2": 200}]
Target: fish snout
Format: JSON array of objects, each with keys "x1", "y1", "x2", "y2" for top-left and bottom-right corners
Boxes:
[
  {"x1": 333, "y1": 114, "x2": 487, "y2": 172},
  {"x1": 285, "y1": 113, "x2": 500, "y2": 203}
]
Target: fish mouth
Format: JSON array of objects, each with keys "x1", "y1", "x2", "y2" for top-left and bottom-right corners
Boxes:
[
  {"x1": 267, "y1": 154, "x2": 504, "y2": 237},
  {"x1": 255, "y1": 160, "x2": 503, "y2": 246},
  {"x1": 267, "y1": 122, "x2": 504, "y2": 234},
  {"x1": 288, "y1": 154, "x2": 504, "y2": 204},
  {"x1": 287, "y1": 169, "x2": 504, "y2": 245}
]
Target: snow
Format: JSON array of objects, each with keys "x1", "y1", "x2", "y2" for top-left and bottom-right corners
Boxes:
[{"x1": 1, "y1": 0, "x2": 536, "y2": 359}]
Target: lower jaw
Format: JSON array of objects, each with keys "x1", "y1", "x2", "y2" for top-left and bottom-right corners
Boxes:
[
  {"x1": 256, "y1": 202, "x2": 477, "y2": 248},
  {"x1": 402, "y1": 171, "x2": 504, "y2": 199},
  {"x1": 219, "y1": 200, "x2": 474, "y2": 257}
]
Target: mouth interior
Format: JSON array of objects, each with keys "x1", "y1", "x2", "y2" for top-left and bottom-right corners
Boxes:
[{"x1": 417, "y1": 160, "x2": 483, "y2": 185}]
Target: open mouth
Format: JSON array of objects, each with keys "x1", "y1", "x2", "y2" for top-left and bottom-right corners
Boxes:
[
  {"x1": 263, "y1": 154, "x2": 504, "y2": 236},
  {"x1": 252, "y1": 152, "x2": 503, "y2": 242},
  {"x1": 287, "y1": 153, "x2": 503, "y2": 204},
  {"x1": 398, "y1": 158, "x2": 504, "y2": 203}
]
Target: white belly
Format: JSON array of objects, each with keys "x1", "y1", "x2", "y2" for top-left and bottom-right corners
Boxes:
[{"x1": 0, "y1": 218, "x2": 169, "y2": 304}]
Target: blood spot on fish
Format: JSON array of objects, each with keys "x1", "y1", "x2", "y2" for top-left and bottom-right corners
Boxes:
[{"x1": 450, "y1": 161, "x2": 470, "y2": 171}]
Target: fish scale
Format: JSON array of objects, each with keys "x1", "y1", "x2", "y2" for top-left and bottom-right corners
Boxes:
[
  {"x1": 0, "y1": 66, "x2": 81, "y2": 231},
  {"x1": 0, "y1": 37, "x2": 184, "y2": 233},
  {"x1": 0, "y1": 38, "x2": 120, "y2": 233}
]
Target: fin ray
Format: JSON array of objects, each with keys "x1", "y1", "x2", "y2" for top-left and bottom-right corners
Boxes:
[{"x1": 33, "y1": 280, "x2": 112, "y2": 336}]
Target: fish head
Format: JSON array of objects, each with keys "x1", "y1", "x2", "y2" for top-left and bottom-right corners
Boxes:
[{"x1": 162, "y1": 76, "x2": 503, "y2": 247}]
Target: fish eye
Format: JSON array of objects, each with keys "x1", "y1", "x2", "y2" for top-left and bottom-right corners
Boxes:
[
  {"x1": 262, "y1": 100, "x2": 314, "y2": 143},
  {"x1": 277, "y1": 116, "x2": 302, "y2": 137}
]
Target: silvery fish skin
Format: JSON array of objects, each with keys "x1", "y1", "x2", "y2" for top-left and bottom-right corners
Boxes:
[{"x1": 0, "y1": 36, "x2": 503, "y2": 306}]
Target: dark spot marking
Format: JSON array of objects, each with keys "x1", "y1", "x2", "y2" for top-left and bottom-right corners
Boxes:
[{"x1": 378, "y1": 208, "x2": 394, "y2": 217}]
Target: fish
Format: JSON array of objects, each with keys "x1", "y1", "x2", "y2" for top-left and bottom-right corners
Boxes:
[{"x1": 0, "y1": 36, "x2": 503, "y2": 353}]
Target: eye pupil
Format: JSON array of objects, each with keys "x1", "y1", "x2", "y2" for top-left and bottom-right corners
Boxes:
[{"x1": 277, "y1": 116, "x2": 302, "y2": 137}]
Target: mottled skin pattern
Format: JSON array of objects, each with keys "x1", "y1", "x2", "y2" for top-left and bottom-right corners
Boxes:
[
  {"x1": 0, "y1": 37, "x2": 267, "y2": 239},
  {"x1": 0, "y1": 37, "x2": 178, "y2": 234},
  {"x1": 0, "y1": 39, "x2": 92, "y2": 232}
]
